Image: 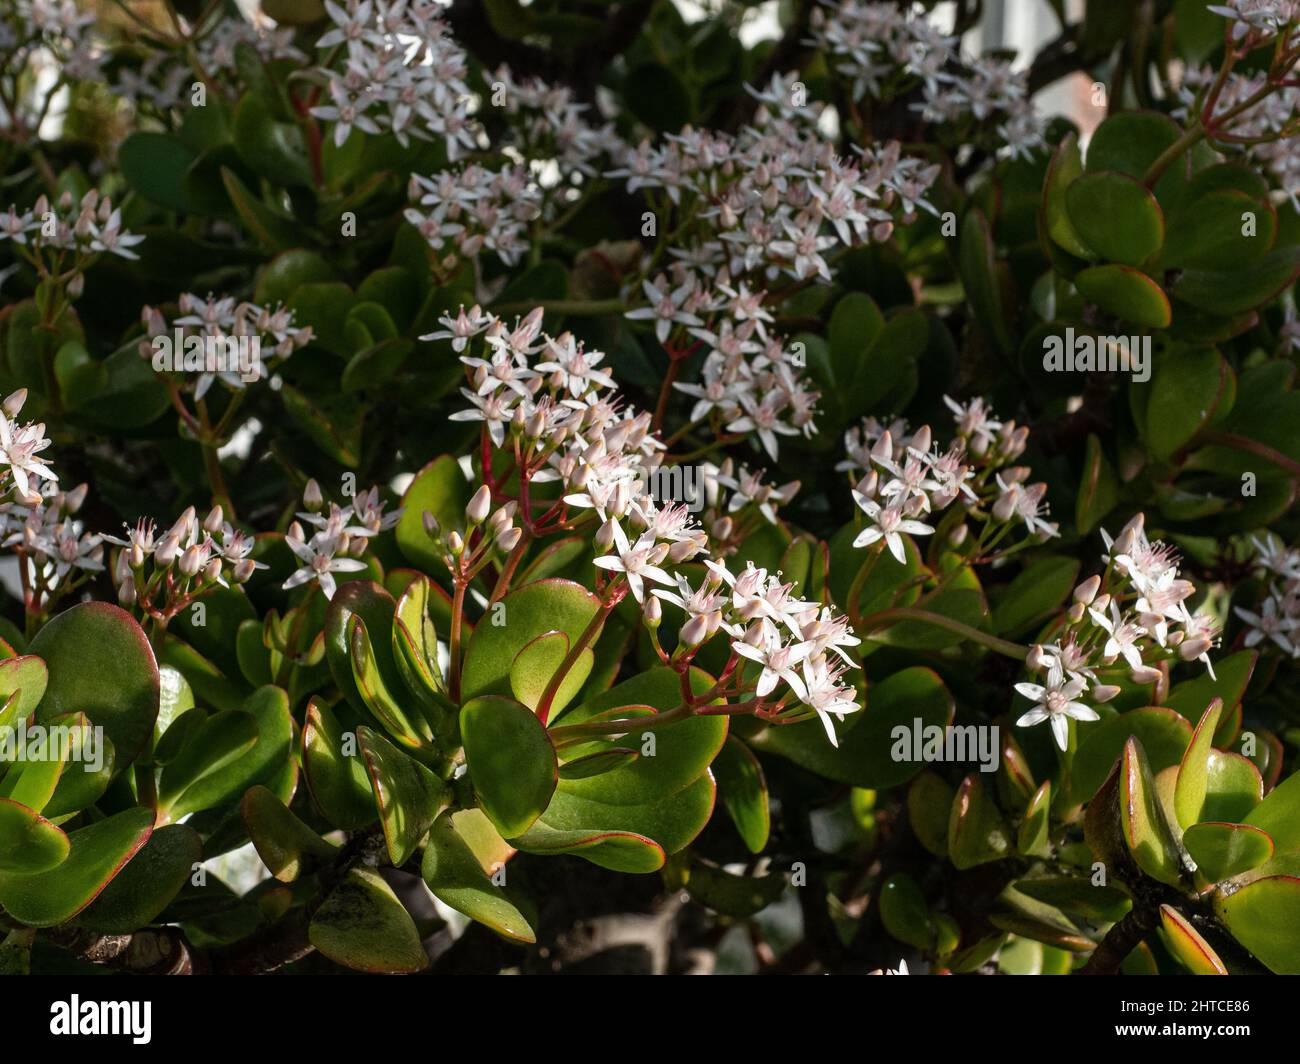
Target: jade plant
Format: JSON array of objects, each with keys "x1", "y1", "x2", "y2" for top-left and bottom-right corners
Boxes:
[{"x1": 1, "y1": 0, "x2": 1300, "y2": 976}]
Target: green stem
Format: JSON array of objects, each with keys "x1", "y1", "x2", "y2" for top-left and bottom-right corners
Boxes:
[{"x1": 857, "y1": 607, "x2": 1028, "y2": 660}]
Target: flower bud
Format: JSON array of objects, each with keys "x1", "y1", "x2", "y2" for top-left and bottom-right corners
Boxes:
[
  {"x1": 497, "y1": 526, "x2": 522, "y2": 553},
  {"x1": 155, "y1": 531, "x2": 181, "y2": 568},
  {"x1": 118, "y1": 579, "x2": 137, "y2": 607},
  {"x1": 1091, "y1": 684, "x2": 1121, "y2": 703},
  {"x1": 2, "y1": 389, "x2": 26, "y2": 417},
  {"x1": 447, "y1": 530, "x2": 464, "y2": 555},
  {"x1": 233, "y1": 559, "x2": 257, "y2": 583},
  {"x1": 467, "y1": 484, "x2": 492, "y2": 524},
  {"x1": 423, "y1": 510, "x2": 440, "y2": 538},
  {"x1": 65, "y1": 483, "x2": 88, "y2": 513},
  {"x1": 595, "y1": 519, "x2": 616, "y2": 551},
  {"x1": 1026, "y1": 645, "x2": 1047, "y2": 671},
  {"x1": 303, "y1": 479, "x2": 324, "y2": 512},
  {"x1": 1073, "y1": 574, "x2": 1100, "y2": 605},
  {"x1": 679, "y1": 614, "x2": 709, "y2": 647},
  {"x1": 204, "y1": 558, "x2": 224, "y2": 584},
  {"x1": 643, "y1": 596, "x2": 662, "y2": 627},
  {"x1": 179, "y1": 544, "x2": 205, "y2": 578},
  {"x1": 1130, "y1": 664, "x2": 1162, "y2": 685},
  {"x1": 1067, "y1": 601, "x2": 1086, "y2": 623},
  {"x1": 1178, "y1": 637, "x2": 1211, "y2": 661},
  {"x1": 204, "y1": 506, "x2": 224, "y2": 534}
]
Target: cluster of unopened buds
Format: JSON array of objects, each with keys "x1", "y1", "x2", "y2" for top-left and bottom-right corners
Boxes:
[
  {"x1": 283, "y1": 480, "x2": 399, "y2": 601},
  {"x1": 1015, "y1": 514, "x2": 1219, "y2": 750},
  {"x1": 0, "y1": 189, "x2": 143, "y2": 291},
  {"x1": 808, "y1": 0, "x2": 1045, "y2": 159},
  {"x1": 109, "y1": 505, "x2": 262, "y2": 621},
  {"x1": 1234, "y1": 536, "x2": 1300, "y2": 657},
  {"x1": 424, "y1": 485, "x2": 523, "y2": 580},
  {"x1": 139, "y1": 293, "x2": 314, "y2": 400},
  {"x1": 843, "y1": 395, "x2": 1053, "y2": 566},
  {"x1": 405, "y1": 167, "x2": 540, "y2": 272}
]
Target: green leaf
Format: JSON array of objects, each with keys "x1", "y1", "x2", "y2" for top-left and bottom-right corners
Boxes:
[
  {"x1": 1158, "y1": 903, "x2": 1227, "y2": 975},
  {"x1": 1215, "y1": 875, "x2": 1300, "y2": 974},
  {"x1": 461, "y1": 696, "x2": 556, "y2": 839},
  {"x1": 1160, "y1": 189, "x2": 1275, "y2": 271},
  {"x1": 395, "y1": 456, "x2": 472, "y2": 576},
  {"x1": 1066, "y1": 172, "x2": 1164, "y2": 266},
  {"x1": 909, "y1": 770, "x2": 954, "y2": 857},
  {"x1": 1174, "y1": 698, "x2": 1223, "y2": 829},
  {"x1": 510, "y1": 819, "x2": 664, "y2": 873},
  {"x1": 461, "y1": 579, "x2": 602, "y2": 703},
  {"x1": 220, "y1": 167, "x2": 308, "y2": 252},
  {"x1": 1146, "y1": 347, "x2": 1232, "y2": 459},
  {"x1": 310, "y1": 866, "x2": 428, "y2": 973},
  {"x1": 350, "y1": 614, "x2": 431, "y2": 750},
  {"x1": 255, "y1": 249, "x2": 339, "y2": 306},
  {"x1": 959, "y1": 208, "x2": 1012, "y2": 353},
  {"x1": 1042, "y1": 132, "x2": 1092, "y2": 259},
  {"x1": 712, "y1": 736, "x2": 769, "y2": 854},
  {"x1": 359, "y1": 726, "x2": 449, "y2": 866},
  {"x1": 1165, "y1": 650, "x2": 1256, "y2": 722},
  {"x1": 751, "y1": 666, "x2": 952, "y2": 789},
  {"x1": 421, "y1": 808, "x2": 536, "y2": 943},
  {"x1": 1120, "y1": 737, "x2": 1183, "y2": 886},
  {"x1": 0, "y1": 798, "x2": 69, "y2": 874},
  {"x1": 879, "y1": 872, "x2": 933, "y2": 949},
  {"x1": 991, "y1": 556, "x2": 1079, "y2": 637},
  {"x1": 1085, "y1": 111, "x2": 1188, "y2": 204},
  {"x1": 158, "y1": 708, "x2": 260, "y2": 810},
  {"x1": 302, "y1": 697, "x2": 377, "y2": 830},
  {"x1": 0, "y1": 654, "x2": 46, "y2": 719},
  {"x1": 1073, "y1": 265, "x2": 1171, "y2": 327},
  {"x1": 241, "y1": 784, "x2": 338, "y2": 883},
  {"x1": 29, "y1": 603, "x2": 159, "y2": 768},
  {"x1": 1076, "y1": 433, "x2": 1120, "y2": 534},
  {"x1": 1183, "y1": 821, "x2": 1274, "y2": 882},
  {"x1": 553, "y1": 667, "x2": 726, "y2": 804},
  {"x1": 163, "y1": 686, "x2": 293, "y2": 819},
  {"x1": 1015, "y1": 875, "x2": 1132, "y2": 922},
  {"x1": 1173, "y1": 246, "x2": 1300, "y2": 315},
  {"x1": 76, "y1": 825, "x2": 202, "y2": 934},
  {"x1": 0, "y1": 808, "x2": 153, "y2": 927},
  {"x1": 623, "y1": 63, "x2": 692, "y2": 132},
  {"x1": 1244, "y1": 768, "x2": 1300, "y2": 853},
  {"x1": 948, "y1": 773, "x2": 1012, "y2": 870},
  {"x1": 686, "y1": 859, "x2": 785, "y2": 919},
  {"x1": 1072, "y1": 706, "x2": 1193, "y2": 803},
  {"x1": 509, "y1": 630, "x2": 593, "y2": 715},
  {"x1": 1203, "y1": 750, "x2": 1263, "y2": 822},
  {"x1": 118, "y1": 132, "x2": 198, "y2": 212},
  {"x1": 532, "y1": 772, "x2": 715, "y2": 857},
  {"x1": 1018, "y1": 780, "x2": 1052, "y2": 857}
]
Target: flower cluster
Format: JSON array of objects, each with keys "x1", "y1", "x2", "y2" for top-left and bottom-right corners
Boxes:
[
  {"x1": 284, "y1": 480, "x2": 400, "y2": 600},
  {"x1": 114, "y1": 16, "x2": 306, "y2": 114},
  {"x1": 624, "y1": 267, "x2": 820, "y2": 461},
  {"x1": 808, "y1": 0, "x2": 1045, "y2": 160},
  {"x1": 405, "y1": 167, "x2": 541, "y2": 271},
  {"x1": 310, "y1": 0, "x2": 475, "y2": 153},
  {"x1": 0, "y1": 480, "x2": 102, "y2": 616},
  {"x1": 1175, "y1": 64, "x2": 1300, "y2": 205},
  {"x1": 139, "y1": 293, "x2": 314, "y2": 400},
  {"x1": 1016, "y1": 515, "x2": 1219, "y2": 749},
  {"x1": 0, "y1": 190, "x2": 144, "y2": 283},
  {"x1": 1234, "y1": 536, "x2": 1300, "y2": 656},
  {"x1": 108, "y1": 504, "x2": 263, "y2": 620},
  {"x1": 842, "y1": 395, "x2": 1052, "y2": 566},
  {"x1": 1207, "y1": 0, "x2": 1299, "y2": 42},
  {"x1": 443, "y1": 303, "x2": 862, "y2": 744},
  {"x1": 485, "y1": 64, "x2": 623, "y2": 186},
  {"x1": 1, "y1": 0, "x2": 102, "y2": 101}
]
